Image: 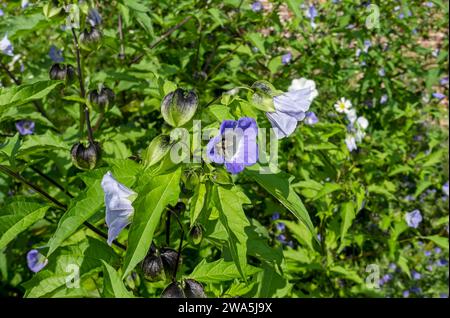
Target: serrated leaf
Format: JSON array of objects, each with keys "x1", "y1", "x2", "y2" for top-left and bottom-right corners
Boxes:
[{"x1": 190, "y1": 182, "x2": 206, "y2": 224}]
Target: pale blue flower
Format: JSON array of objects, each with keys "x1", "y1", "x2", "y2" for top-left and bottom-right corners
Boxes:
[
  {"x1": 304, "y1": 111, "x2": 318, "y2": 125},
  {"x1": 15, "y1": 120, "x2": 35, "y2": 135},
  {"x1": 271, "y1": 212, "x2": 280, "y2": 221},
  {"x1": 49, "y1": 45, "x2": 64, "y2": 63},
  {"x1": 27, "y1": 249, "x2": 48, "y2": 273},
  {"x1": 101, "y1": 171, "x2": 136, "y2": 245},
  {"x1": 412, "y1": 270, "x2": 421, "y2": 280},
  {"x1": 402, "y1": 290, "x2": 410, "y2": 298},
  {"x1": 206, "y1": 117, "x2": 259, "y2": 174},
  {"x1": 276, "y1": 222, "x2": 286, "y2": 232},
  {"x1": 267, "y1": 78, "x2": 318, "y2": 139},
  {"x1": 21, "y1": 0, "x2": 29, "y2": 9},
  {"x1": 432, "y1": 92, "x2": 446, "y2": 100},
  {"x1": 443, "y1": 181, "x2": 449, "y2": 196},
  {"x1": 378, "y1": 68, "x2": 385, "y2": 77},
  {"x1": 0, "y1": 9, "x2": 4, "y2": 17},
  {"x1": 87, "y1": 8, "x2": 102, "y2": 26},
  {"x1": 380, "y1": 94, "x2": 388, "y2": 104},
  {"x1": 251, "y1": 1, "x2": 262, "y2": 12},
  {"x1": 405, "y1": 209, "x2": 422, "y2": 228},
  {"x1": 345, "y1": 135, "x2": 357, "y2": 152},
  {"x1": 281, "y1": 52, "x2": 292, "y2": 65},
  {"x1": 0, "y1": 34, "x2": 13, "y2": 56},
  {"x1": 304, "y1": 4, "x2": 318, "y2": 28},
  {"x1": 440, "y1": 77, "x2": 449, "y2": 86}
]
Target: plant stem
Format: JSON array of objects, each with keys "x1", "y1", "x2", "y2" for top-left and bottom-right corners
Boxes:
[
  {"x1": 129, "y1": 15, "x2": 193, "y2": 66},
  {"x1": 29, "y1": 166, "x2": 73, "y2": 199},
  {"x1": 118, "y1": 14, "x2": 125, "y2": 60},
  {"x1": 165, "y1": 211, "x2": 171, "y2": 246},
  {"x1": 0, "y1": 61, "x2": 20, "y2": 85}
]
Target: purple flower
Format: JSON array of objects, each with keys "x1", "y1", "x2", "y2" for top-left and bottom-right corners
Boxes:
[
  {"x1": 266, "y1": 78, "x2": 318, "y2": 139},
  {"x1": 405, "y1": 209, "x2": 422, "y2": 228},
  {"x1": 411, "y1": 270, "x2": 421, "y2": 280},
  {"x1": 15, "y1": 120, "x2": 35, "y2": 135},
  {"x1": 363, "y1": 39, "x2": 371, "y2": 53},
  {"x1": 440, "y1": 77, "x2": 449, "y2": 86},
  {"x1": 443, "y1": 181, "x2": 449, "y2": 196},
  {"x1": 437, "y1": 259, "x2": 448, "y2": 267},
  {"x1": 27, "y1": 249, "x2": 48, "y2": 273},
  {"x1": 432, "y1": 92, "x2": 446, "y2": 100},
  {"x1": 206, "y1": 117, "x2": 258, "y2": 174},
  {"x1": 276, "y1": 234, "x2": 286, "y2": 242},
  {"x1": 355, "y1": 48, "x2": 361, "y2": 58},
  {"x1": 378, "y1": 68, "x2": 385, "y2": 77},
  {"x1": 251, "y1": 1, "x2": 262, "y2": 12},
  {"x1": 304, "y1": 4, "x2": 318, "y2": 28},
  {"x1": 276, "y1": 222, "x2": 286, "y2": 232},
  {"x1": 424, "y1": 250, "x2": 431, "y2": 257},
  {"x1": 382, "y1": 274, "x2": 392, "y2": 283},
  {"x1": 21, "y1": 0, "x2": 29, "y2": 9},
  {"x1": 411, "y1": 287, "x2": 422, "y2": 294},
  {"x1": 304, "y1": 111, "x2": 319, "y2": 125},
  {"x1": 49, "y1": 45, "x2": 64, "y2": 63},
  {"x1": 0, "y1": 34, "x2": 13, "y2": 56},
  {"x1": 0, "y1": 9, "x2": 4, "y2": 17},
  {"x1": 87, "y1": 8, "x2": 102, "y2": 26},
  {"x1": 424, "y1": 2, "x2": 434, "y2": 7},
  {"x1": 389, "y1": 263, "x2": 397, "y2": 271},
  {"x1": 101, "y1": 172, "x2": 136, "y2": 245},
  {"x1": 440, "y1": 293, "x2": 448, "y2": 298},
  {"x1": 402, "y1": 290, "x2": 410, "y2": 298},
  {"x1": 281, "y1": 52, "x2": 292, "y2": 65},
  {"x1": 404, "y1": 195, "x2": 414, "y2": 201},
  {"x1": 434, "y1": 247, "x2": 442, "y2": 254},
  {"x1": 271, "y1": 212, "x2": 280, "y2": 221},
  {"x1": 426, "y1": 264, "x2": 433, "y2": 271}
]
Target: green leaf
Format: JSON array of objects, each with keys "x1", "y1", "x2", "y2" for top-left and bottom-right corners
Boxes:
[
  {"x1": 189, "y1": 259, "x2": 261, "y2": 283},
  {"x1": 0, "y1": 201, "x2": 49, "y2": 249},
  {"x1": 423, "y1": 235, "x2": 449, "y2": 249},
  {"x1": 246, "y1": 32, "x2": 266, "y2": 55},
  {"x1": 23, "y1": 237, "x2": 118, "y2": 298},
  {"x1": 310, "y1": 183, "x2": 342, "y2": 201},
  {"x1": 190, "y1": 182, "x2": 207, "y2": 224},
  {"x1": 122, "y1": 168, "x2": 181, "y2": 278},
  {"x1": 101, "y1": 261, "x2": 134, "y2": 298},
  {"x1": 213, "y1": 186, "x2": 250, "y2": 280},
  {"x1": 47, "y1": 180, "x2": 104, "y2": 257},
  {"x1": 338, "y1": 202, "x2": 355, "y2": 252},
  {"x1": 17, "y1": 131, "x2": 69, "y2": 158},
  {"x1": 0, "y1": 80, "x2": 63, "y2": 111},
  {"x1": 245, "y1": 164, "x2": 318, "y2": 247},
  {"x1": 330, "y1": 265, "x2": 363, "y2": 284}
]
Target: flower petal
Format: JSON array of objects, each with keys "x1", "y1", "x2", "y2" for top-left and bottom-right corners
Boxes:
[{"x1": 266, "y1": 111, "x2": 298, "y2": 139}]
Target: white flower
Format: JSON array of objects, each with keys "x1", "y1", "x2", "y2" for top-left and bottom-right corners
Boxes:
[
  {"x1": 355, "y1": 129, "x2": 366, "y2": 143},
  {"x1": 21, "y1": 0, "x2": 30, "y2": 9},
  {"x1": 345, "y1": 135, "x2": 357, "y2": 152},
  {"x1": 0, "y1": 34, "x2": 13, "y2": 56},
  {"x1": 288, "y1": 78, "x2": 319, "y2": 101},
  {"x1": 346, "y1": 108, "x2": 357, "y2": 123},
  {"x1": 356, "y1": 116, "x2": 369, "y2": 130},
  {"x1": 334, "y1": 98, "x2": 352, "y2": 114},
  {"x1": 101, "y1": 171, "x2": 136, "y2": 245}
]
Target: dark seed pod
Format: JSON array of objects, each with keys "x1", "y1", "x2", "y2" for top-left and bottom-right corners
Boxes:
[
  {"x1": 141, "y1": 253, "x2": 165, "y2": 282},
  {"x1": 161, "y1": 88, "x2": 199, "y2": 127},
  {"x1": 79, "y1": 27, "x2": 102, "y2": 47},
  {"x1": 49, "y1": 63, "x2": 75, "y2": 82},
  {"x1": 161, "y1": 282, "x2": 185, "y2": 298},
  {"x1": 88, "y1": 87, "x2": 115, "y2": 110},
  {"x1": 70, "y1": 141, "x2": 101, "y2": 170},
  {"x1": 172, "y1": 202, "x2": 186, "y2": 215},
  {"x1": 183, "y1": 279, "x2": 206, "y2": 298},
  {"x1": 160, "y1": 248, "x2": 180, "y2": 277},
  {"x1": 188, "y1": 224, "x2": 203, "y2": 245}
]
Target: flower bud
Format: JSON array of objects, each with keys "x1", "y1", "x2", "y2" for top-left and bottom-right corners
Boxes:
[
  {"x1": 79, "y1": 27, "x2": 102, "y2": 49},
  {"x1": 182, "y1": 171, "x2": 199, "y2": 191},
  {"x1": 188, "y1": 224, "x2": 203, "y2": 245},
  {"x1": 161, "y1": 282, "x2": 185, "y2": 298},
  {"x1": 142, "y1": 135, "x2": 173, "y2": 167},
  {"x1": 160, "y1": 247, "x2": 180, "y2": 277},
  {"x1": 49, "y1": 63, "x2": 75, "y2": 82},
  {"x1": 161, "y1": 88, "x2": 198, "y2": 127},
  {"x1": 88, "y1": 86, "x2": 115, "y2": 111},
  {"x1": 248, "y1": 80, "x2": 277, "y2": 112},
  {"x1": 210, "y1": 168, "x2": 233, "y2": 185},
  {"x1": 71, "y1": 141, "x2": 101, "y2": 170},
  {"x1": 141, "y1": 252, "x2": 165, "y2": 282},
  {"x1": 183, "y1": 279, "x2": 206, "y2": 298}
]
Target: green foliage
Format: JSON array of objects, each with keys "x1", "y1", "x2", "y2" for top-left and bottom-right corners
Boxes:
[{"x1": 0, "y1": 0, "x2": 448, "y2": 299}]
